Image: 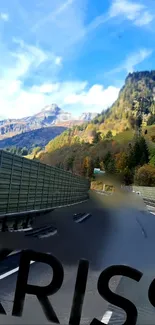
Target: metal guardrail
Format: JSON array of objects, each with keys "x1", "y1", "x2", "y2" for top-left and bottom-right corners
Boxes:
[
  {"x1": 0, "y1": 150, "x2": 90, "y2": 215},
  {"x1": 125, "y1": 186, "x2": 155, "y2": 201},
  {"x1": 143, "y1": 198, "x2": 155, "y2": 208},
  {"x1": 0, "y1": 208, "x2": 54, "y2": 232}
]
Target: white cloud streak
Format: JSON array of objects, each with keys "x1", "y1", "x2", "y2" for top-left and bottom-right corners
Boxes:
[
  {"x1": 33, "y1": 0, "x2": 74, "y2": 32},
  {"x1": 124, "y1": 49, "x2": 153, "y2": 73},
  {"x1": 109, "y1": 0, "x2": 154, "y2": 26},
  {"x1": 84, "y1": 0, "x2": 154, "y2": 37},
  {"x1": 108, "y1": 48, "x2": 153, "y2": 75},
  {"x1": 0, "y1": 13, "x2": 9, "y2": 21}
]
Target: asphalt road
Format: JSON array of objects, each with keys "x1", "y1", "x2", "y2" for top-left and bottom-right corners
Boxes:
[{"x1": 0, "y1": 191, "x2": 154, "y2": 324}]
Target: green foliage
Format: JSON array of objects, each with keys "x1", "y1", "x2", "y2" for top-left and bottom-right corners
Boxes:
[
  {"x1": 105, "y1": 130, "x2": 113, "y2": 139},
  {"x1": 81, "y1": 156, "x2": 94, "y2": 178},
  {"x1": 66, "y1": 155, "x2": 75, "y2": 171},
  {"x1": 92, "y1": 131, "x2": 101, "y2": 144},
  {"x1": 127, "y1": 137, "x2": 149, "y2": 169},
  {"x1": 103, "y1": 151, "x2": 116, "y2": 174},
  {"x1": 134, "y1": 164, "x2": 155, "y2": 186},
  {"x1": 5, "y1": 146, "x2": 29, "y2": 156},
  {"x1": 147, "y1": 114, "x2": 155, "y2": 126},
  {"x1": 150, "y1": 155, "x2": 155, "y2": 166}
]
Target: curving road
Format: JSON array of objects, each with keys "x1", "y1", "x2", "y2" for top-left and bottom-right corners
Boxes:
[{"x1": 0, "y1": 191, "x2": 155, "y2": 324}]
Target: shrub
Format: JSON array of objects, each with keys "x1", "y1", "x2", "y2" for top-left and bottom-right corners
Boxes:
[{"x1": 134, "y1": 164, "x2": 155, "y2": 186}]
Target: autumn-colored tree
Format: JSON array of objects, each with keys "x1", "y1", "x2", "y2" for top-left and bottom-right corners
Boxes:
[
  {"x1": 151, "y1": 135, "x2": 155, "y2": 142},
  {"x1": 134, "y1": 164, "x2": 155, "y2": 186},
  {"x1": 115, "y1": 152, "x2": 128, "y2": 172},
  {"x1": 81, "y1": 156, "x2": 92, "y2": 177}
]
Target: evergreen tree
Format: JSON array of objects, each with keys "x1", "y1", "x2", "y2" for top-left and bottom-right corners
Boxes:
[
  {"x1": 92, "y1": 131, "x2": 101, "y2": 144},
  {"x1": 103, "y1": 151, "x2": 116, "y2": 174}
]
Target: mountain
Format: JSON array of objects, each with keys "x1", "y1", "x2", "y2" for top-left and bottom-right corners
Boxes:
[
  {"x1": 38, "y1": 71, "x2": 155, "y2": 173},
  {"x1": 79, "y1": 112, "x2": 98, "y2": 121},
  {"x1": 92, "y1": 71, "x2": 155, "y2": 134},
  {"x1": 0, "y1": 104, "x2": 98, "y2": 140},
  {"x1": 0, "y1": 126, "x2": 66, "y2": 150}
]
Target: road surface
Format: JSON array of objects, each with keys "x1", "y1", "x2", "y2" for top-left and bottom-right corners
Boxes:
[{"x1": 0, "y1": 191, "x2": 154, "y2": 324}]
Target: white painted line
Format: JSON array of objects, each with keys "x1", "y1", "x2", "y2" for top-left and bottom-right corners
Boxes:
[
  {"x1": 0, "y1": 261, "x2": 35, "y2": 280},
  {"x1": 8, "y1": 250, "x2": 21, "y2": 257},
  {"x1": 38, "y1": 230, "x2": 57, "y2": 238},
  {"x1": 101, "y1": 311, "x2": 113, "y2": 324},
  {"x1": 11, "y1": 227, "x2": 33, "y2": 232},
  {"x1": 75, "y1": 213, "x2": 90, "y2": 223},
  {"x1": 150, "y1": 212, "x2": 155, "y2": 215}
]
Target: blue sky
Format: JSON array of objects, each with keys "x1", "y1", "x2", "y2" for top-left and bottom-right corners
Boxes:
[{"x1": 0, "y1": 0, "x2": 155, "y2": 119}]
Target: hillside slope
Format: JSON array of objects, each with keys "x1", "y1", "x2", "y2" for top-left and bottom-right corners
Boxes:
[
  {"x1": 94, "y1": 71, "x2": 155, "y2": 134},
  {"x1": 37, "y1": 71, "x2": 155, "y2": 154},
  {"x1": 35, "y1": 71, "x2": 155, "y2": 183},
  {"x1": 0, "y1": 126, "x2": 66, "y2": 150}
]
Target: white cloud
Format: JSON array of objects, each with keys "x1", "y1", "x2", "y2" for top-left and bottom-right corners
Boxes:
[
  {"x1": 109, "y1": 0, "x2": 154, "y2": 26},
  {"x1": 124, "y1": 49, "x2": 153, "y2": 73},
  {"x1": 33, "y1": 0, "x2": 74, "y2": 32},
  {"x1": 64, "y1": 85, "x2": 120, "y2": 112},
  {"x1": 0, "y1": 78, "x2": 120, "y2": 119},
  {"x1": 134, "y1": 11, "x2": 153, "y2": 26},
  {"x1": 55, "y1": 56, "x2": 62, "y2": 66},
  {"x1": 84, "y1": 0, "x2": 154, "y2": 36},
  {"x1": 108, "y1": 48, "x2": 153, "y2": 75},
  {"x1": 36, "y1": 83, "x2": 60, "y2": 93},
  {"x1": 0, "y1": 38, "x2": 66, "y2": 118},
  {"x1": 0, "y1": 13, "x2": 9, "y2": 21},
  {"x1": 109, "y1": 0, "x2": 144, "y2": 20}
]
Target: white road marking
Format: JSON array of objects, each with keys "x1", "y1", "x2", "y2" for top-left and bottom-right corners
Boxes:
[
  {"x1": 0, "y1": 261, "x2": 35, "y2": 280},
  {"x1": 150, "y1": 212, "x2": 155, "y2": 215},
  {"x1": 38, "y1": 229, "x2": 57, "y2": 238},
  {"x1": 11, "y1": 227, "x2": 33, "y2": 232},
  {"x1": 75, "y1": 213, "x2": 90, "y2": 223},
  {"x1": 101, "y1": 311, "x2": 113, "y2": 324},
  {"x1": 8, "y1": 250, "x2": 21, "y2": 257}
]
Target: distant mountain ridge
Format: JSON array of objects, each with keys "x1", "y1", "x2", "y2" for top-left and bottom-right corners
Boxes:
[
  {"x1": 0, "y1": 104, "x2": 98, "y2": 140},
  {"x1": 0, "y1": 126, "x2": 67, "y2": 150}
]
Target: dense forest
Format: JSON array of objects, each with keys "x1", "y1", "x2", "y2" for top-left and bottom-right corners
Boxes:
[
  {"x1": 36, "y1": 71, "x2": 155, "y2": 186},
  {"x1": 5, "y1": 71, "x2": 155, "y2": 187}
]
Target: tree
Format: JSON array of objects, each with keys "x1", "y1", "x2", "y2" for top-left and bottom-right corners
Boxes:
[
  {"x1": 93, "y1": 118, "x2": 99, "y2": 124},
  {"x1": 87, "y1": 158, "x2": 94, "y2": 178},
  {"x1": 94, "y1": 156, "x2": 100, "y2": 168},
  {"x1": 103, "y1": 151, "x2": 116, "y2": 174},
  {"x1": 151, "y1": 135, "x2": 155, "y2": 143},
  {"x1": 66, "y1": 155, "x2": 75, "y2": 171},
  {"x1": 127, "y1": 136, "x2": 149, "y2": 169},
  {"x1": 92, "y1": 131, "x2": 101, "y2": 144},
  {"x1": 134, "y1": 164, "x2": 155, "y2": 186},
  {"x1": 147, "y1": 114, "x2": 155, "y2": 126},
  {"x1": 21, "y1": 147, "x2": 28, "y2": 156},
  {"x1": 128, "y1": 115, "x2": 136, "y2": 129},
  {"x1": 149, "y1": 148, "x2": 155, "y2": 166},
  {"x1": 105, "y1": 130, "x2": 113, "y2": 139},
  {"x1": 115, "y1": 152, "x2": 128, "y2": 172},
  {"x1": 81, "y1": 156, "x2": 94, "y2": 178},
  {"x1": 135, "y1": 114, "x2": 142, "y2": 135},
  {"x1": 120, "y1": 167, "x2": 134, "y2": 185},
  {"x1": 150, "y1": 155, "x2": 155, "y2": 166}
]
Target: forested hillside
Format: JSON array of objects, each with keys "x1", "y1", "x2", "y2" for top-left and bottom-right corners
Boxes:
[{"x1": 32, "y1": 71, "x2": 155, "y2": 186}]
